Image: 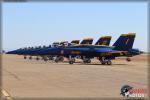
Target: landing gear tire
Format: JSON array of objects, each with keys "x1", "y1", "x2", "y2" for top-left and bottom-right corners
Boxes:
[
  {"x1": 100, "y1": 57, "x2": 112, "y2": 65},
  {"x1": 36, "y1": 57, "x2": 39, "y2": 60},
  {"x1": 54, "y1": 56, "x2": 64, "y2": 63},
  {"x1": 60, "y1": 56, "x2": 64, "y2": 62},
  {"x1": 55, "y1": 59, "x2": 59, "y2": 63},
  {"x1": 68, "y1": 55, "x2": 75, "y2": 64},
  {"x1": 126, "y1": 57, "x2": 131, "y2": 62},
  {"x1": 106, "y1": 60, "x2": 112, "y2": 65},
  {"x1": 87, "y1": 59, "x2": 91, "y2": 63},
  {"x1": 29, "y1": 56, "x2": 32, "y2": 60},
  {"x1": 24, "y1": 56, "x2": 27, "y2": 59},
  {"x1": 44, "y1": 59, "x2": 48, "y2": 62},
  {"x1": 101, "y1": 61, "x2": 106, "y2": 65},
  {"x1": 100, "y1": 59, "x2": 106, "y2": 65},
  {"x1": 69, "y1": 60, "x2": 74, "y2": 64},
  {"x1": 42, "y1": 56, "x2": 48, "y2": 62}
]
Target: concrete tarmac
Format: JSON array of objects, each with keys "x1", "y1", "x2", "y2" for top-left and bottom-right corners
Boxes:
[{"x1": 2, "y1": 54, "x2": 148, "y2": 99}]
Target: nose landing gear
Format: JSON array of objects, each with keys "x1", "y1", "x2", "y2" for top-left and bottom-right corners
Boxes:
[
  {"x1": 29, "y1": 56, "x2": 32, "y2": 60},
  {"x1": 126, "y1": 57, "x2": 131, "y2": 62},
  {"x1": 24, "y1": 56, "x2": 27, "y2": 59},
  {"x1": 36, "y1": 57, "x2": 39, "y2": 60}
]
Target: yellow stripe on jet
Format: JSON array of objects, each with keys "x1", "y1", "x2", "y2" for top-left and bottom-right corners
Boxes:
[
  {"x1": 109, "y1": 51, "x2": 128, "y2": 55},
  {"x1": 100, "y1": 51, "x2": 129, "y2": 56},
  {"x1": 71, "y1": 40, "x2": 80, "y2": 42},
  {"x1": 72, "y1": 44, "x2": 115, "y2": 47},
  {"x1": 73, "y1": 44, "x2": 92, "y2": 46},
  {"x1": 100, "y1": 36, "x2": 112, "y2": 38},
  {"x1": 83, "y1": 38, "x2": 93, "y2": 40},
  {"x1": 121, "y1": 33, "x2": 136, "y2": 36}
]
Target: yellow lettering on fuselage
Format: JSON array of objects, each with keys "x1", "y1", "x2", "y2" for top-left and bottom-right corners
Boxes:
[
  {"x1": 71, "y1": 51, "x2": 81, "y2": 54},
  {"x1": 100, "y1": 53, "x2": 112, "y2": 56}
]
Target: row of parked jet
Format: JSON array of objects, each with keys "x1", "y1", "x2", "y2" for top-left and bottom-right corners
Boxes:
[{"x1": 7, "y1": 33, "x2": 143, "y2": 65}]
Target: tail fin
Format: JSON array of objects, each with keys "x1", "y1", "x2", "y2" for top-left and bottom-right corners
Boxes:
[
  {"x1": 113, "y1": 33, "x2": 136, "y2": 50},
  {"x1": 71, "y1": 40, "x2": 80, "y2": 44},
  {"x1": 95, "y1": 36, "x2": 112, "y2": 46},
  {"x1": 80, "y1": 38, "x2": 93, "y2": 44}
]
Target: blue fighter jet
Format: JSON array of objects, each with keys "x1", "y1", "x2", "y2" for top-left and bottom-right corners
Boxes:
[
  {"x1": 60, "y1": 33, "x2": 142, "y2": 65},
  {"x1": 6, "y1": 40, "x2": 80, "y2": 61},
  {"x1": 37, "y1": 36, "x2": 112, "y2": 63},
  {"x1": 34, "y1": 38, "x2": 93, "y2": 62}
]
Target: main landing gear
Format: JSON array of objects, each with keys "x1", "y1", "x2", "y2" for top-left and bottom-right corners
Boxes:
[
  {"x1": 23, "y1": 56, "x2": 32, "y2": 60},
  {"x1": 99, "y1": 57, "x2": 112, "y2": 65},
  {"x1": 69, "y1": 58, "x2": 75, "y2": 64},
  {"x1": 42, "y1": 56, "x2": 48, "y2": 62},
  {"x1": 47, "y1": 56, "x2": 54, "y2": 60},
  {"x1": 54, "y1": 56, "x2": 64, "y2": 63},
  {"x1": 68, "y1": 56, "x2": 75, "y2": 64},
  {"x1": 83, "y1": 58, "x2": 91, "y2": 63}
]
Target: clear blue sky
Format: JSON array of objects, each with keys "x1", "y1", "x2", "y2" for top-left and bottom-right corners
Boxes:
[{"x1": 2, "y1": 2, "x2": 148, "y2": 52}]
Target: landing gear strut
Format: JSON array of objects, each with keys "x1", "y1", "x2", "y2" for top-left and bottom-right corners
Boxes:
[
  {"x1": 48, "y1": 56, "x2": 54, "y2": 60},
  {"x1": 54, "y1": 56, "x2": 64, "y2": 63},
  {"x1": 106, "y1": 60, "x2": 112, "y2": 65},
  {"x1": 68, "y1": 56, "x2": 75, "y2": 64},
  {"x1": 83, "y1": 58, "x2": 91, "y2": 63},
  {"x1": 100, "y1": 57, "x2": 112, "y2": 65}
]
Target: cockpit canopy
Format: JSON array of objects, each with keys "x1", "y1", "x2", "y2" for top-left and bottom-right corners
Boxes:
[{"x1": 52, "y1": 42, "x2": 60, "y2": 47}]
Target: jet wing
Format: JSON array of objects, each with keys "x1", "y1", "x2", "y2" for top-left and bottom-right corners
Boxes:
[
  {"x1": 64, "y1": 48, "x2": 90, "y2": 51},
  {"x1": 94, "y1": 48, "x2": 128, "y2": 56}
]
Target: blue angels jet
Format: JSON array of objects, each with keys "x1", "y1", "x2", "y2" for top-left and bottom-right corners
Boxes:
[
  {"x1": 6, "y1": 40, "x2": 80, "y2": 61},
  {"x1": 33, "y1": 38, "x2": 94, "y2": 61},
  {"x1": 37, "y1": 36, "x2": 112, "y2": 63},
  {"x1": 26, "y1": 39, "x2": 91, "y2": 61},
  {"x1": 59, "y1": 33, "x2": 142, "y2": 65}
]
